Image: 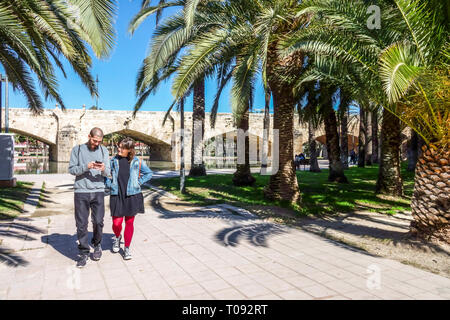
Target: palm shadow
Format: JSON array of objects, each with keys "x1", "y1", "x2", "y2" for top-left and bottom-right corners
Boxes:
[
  {"x1": 0, "y1": 220, "x2": 45, "y2": 267},
  {"x1": 42, "y1": 232, "x2": 116, "y2": 261},
  {"x1": 215, "y1": 223, "x2": 288, "y2": 247}
]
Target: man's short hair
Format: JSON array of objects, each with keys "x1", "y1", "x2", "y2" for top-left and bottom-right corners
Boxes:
[{"x1": 89, "y1": 127, "x2": 104, "y2": 138}]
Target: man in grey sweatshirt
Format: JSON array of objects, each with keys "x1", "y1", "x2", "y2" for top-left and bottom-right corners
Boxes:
[{"x1": 69, "y1": 127, "x2": 111, "y2": 268}]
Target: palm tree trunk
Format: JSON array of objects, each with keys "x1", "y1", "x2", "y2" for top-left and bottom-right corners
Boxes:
[
  {"x1": 263, "y1": 85, "x2": 301, "y2": 204},
  {"x1": 365, "y1": 111, "x2": 373, "y2": 165},
  {"x1": 410, "y1": 145, "x2": 449, "y2": 243},
  {"x1": 371, "y1": 110, "x2": 379, "y2": 164},
  {"x1": 358, "y1": 106, "x2": 366, "y2": 167},
  {"x1": 260, "y1": 89, "x2": 270, "y2": 172},
  {"x1": 189, "y1": 77, "x2": 206, "y2": 176},
  {"x1": 324, "y1": 108, "x2": 348, "y2": 183},
  {"x1": 407, "y1": 128, "x2": 419, "y2": 172},
  {"x1": 308, "y1": 119, "x2": 321, "y2": 172},
  {"x1": 233, "y1": 109, "x2": 255, "y2": 186},
  {"x1": 340, "y1": 108, "x2": 349, "y2": 170},
  {"x1": 180, "y1": 99, "x2": 186, "y2": 194},
  {"x1": 376, "y1": 108, "x2": 403, "y2": 196}
]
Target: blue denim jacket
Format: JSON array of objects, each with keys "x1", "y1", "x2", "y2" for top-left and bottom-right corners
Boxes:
[{"x1": 106, "y1": 156, "x2": 153, "y2": 196}]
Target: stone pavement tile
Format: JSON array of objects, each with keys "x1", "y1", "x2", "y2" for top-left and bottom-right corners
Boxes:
[
  {"x1": 343, "y1": 276, "x2": 369, "y2": 290},
  {"x1": 199, "y1": 278, "x2": 232, "y2": 293},
  {"x1": 223, "y1": 274, "x2": 255, "y2": 287},
  {"x1": 189, "y1": 269, "x2": 222, "y2": 282},
  {"x1": 7, "y1": 277, "x2": 43, "y2": 295},
  {"x1": 283, "y1": 275, "x2": 319, "y2": 289},
  {"x1": 291, "y1": 263, "x2": 318, "y2": 275},
  {"x1": 183, "y1": 292, "x2": 215, "y2": 300},
  {"x1": 104, "y1": 273, "x2": 137, "y2": 289},
  {"x1": 369, "y1": 287, "x2": 413, "y2": 300},
  {"x1": 322, "y1": 279, "x2": 360, "y2": 295},
  {"x1": 277, "y1": 289, "x2": 313, "y2": 300},
  {"x1": 257, "y1": 262, "x2": 298, "y2": 279},
  {"x1": 108, "y1": 283, "x2": 143, "y2": 299},
  {"x1": 343, "y1": 290, "x2": 381, "y2": 300},
  {"x1": 235, "y1": 283, "x2": 273, "y2": 298},
  {"x1": 323, "y1": 295, "x2": 351, "y2": 300},
  {"x1": 250, "y1": 294, "x2": 282, "y2": 300},
  {"x1": 322, "y1": 267, "x2": 357, "y2": 280},
  {"x1": 143, "y1": 286, "x2": 179, "y2": 300},
  {"x1": 328, "y1": 258, "x2": 355, "y2": 269},
  {"x1": 343, "y1": 264, "x2": 368, "y2": 277},
  {"x1": 259, "y1": 279, "x2": 296, "y2": 293},
  {"x1": 411, "y1": 292, "x2": 446, "y2": 300},
  {"x1": 427, "y1": 287, "x2": 450, "y2": 299},
  {"x1": 213, "y1": 266, "x2": 243, "y2": 278},
  {"x1": 307, "y1": 271, "x2": 338, "y2": 284},
  {"x1": 382, "y1": 279, "x2": 427, "y2": 297},
  {"x1": 76, "y1": 289, "x2": 111, "y2": 300},
  {"x1": 301, "y1": 284, "x2": 339, "y2": 299},
  {"x1": 172, "y1": 283, "x2": 207, "y2": 298},
  {"x1": 164, "y1": 273, "x2": 197, "y2": 287},
  {"x1": 211, "y1": 288, "x2": 246, "y2": 300},
  {"x1": 118, "y1": 294, "x2": 146, "y2": 300},
  {"x1": 247, "y1": 271, "x2": 280, "y2": 283},
  {"x1": 405, "y1": 277, "x2": 446, "y2": 292},
  {"x1": 380, "y1": 269, "x2": 419, "y2": 282}
]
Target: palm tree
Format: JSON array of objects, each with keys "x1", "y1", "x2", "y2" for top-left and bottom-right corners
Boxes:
[
  {"x1": 319, "y1": 83, "x2": 348, "y2": 182},
  {"x1": 129, "y1": 0, "x2": 208, "y2": 177},
  {"x1": 0, "y1": 0, "x2": 117, "y2": 112},
  {"x1": 339, "y1": 88, "x2": 351, "y2": 169},
  {"x1": 289, "y1": 0, "x2": 449, "y2": 242},
  {"x1": 171, "y1": 0, "x2": 310, "y2": 204},
  {"x1": 298, "y1": 81, "x2": 321, "y2": 172}
]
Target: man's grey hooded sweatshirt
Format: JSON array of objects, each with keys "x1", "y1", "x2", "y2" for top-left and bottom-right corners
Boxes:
[{"x1": 68, "y1": 143, "x2": 111, "y2": 193}]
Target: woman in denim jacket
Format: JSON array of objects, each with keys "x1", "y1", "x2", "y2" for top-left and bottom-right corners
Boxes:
[{"x1": 106, "y1": 137, "x2": 152, "y2": 260}]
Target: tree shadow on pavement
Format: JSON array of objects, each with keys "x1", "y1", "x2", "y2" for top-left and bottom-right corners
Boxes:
[
  {"x1": 42, "y1": 232, "x2": 116, "y2": 261},
  {"x1": 215, "y1": 223, "x2": 288, "y2": 247},
  {"x1": 0, "y1": 220, "x2": 45, "y2": 267}
]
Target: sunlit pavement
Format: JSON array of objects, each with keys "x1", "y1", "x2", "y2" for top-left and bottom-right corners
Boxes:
[{"x1": 1, "y1": 171, "x2": 449, "y2": 300}]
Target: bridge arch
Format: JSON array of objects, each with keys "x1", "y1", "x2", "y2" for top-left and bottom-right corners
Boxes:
[{"x1": 103, "y1": 129, "x2": 173, "y2": 163}]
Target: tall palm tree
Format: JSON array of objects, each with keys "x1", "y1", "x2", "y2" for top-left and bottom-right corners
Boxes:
[
  {"x1": 170, "y1": 0, "x2": 309, "y2": 204},
  {"x1": 129, "y1": 0, "x2": 208, "y2": 177},
  {"x1": 0, "y1": 0, "x2": 117, "y2": 112},
  {"x1": 289, "y1": 0, "x2": 449, "y2": 242}
]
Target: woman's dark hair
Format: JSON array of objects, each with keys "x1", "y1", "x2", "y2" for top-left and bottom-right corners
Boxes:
[{"x1": 118, "y1": 137, "x2": 136, "y2": 163}]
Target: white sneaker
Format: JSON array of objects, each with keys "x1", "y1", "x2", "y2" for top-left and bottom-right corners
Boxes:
[
  {"x1": 123, "y1": 247, "x2": 132, "y2": 260},
  {"x1": 112, "y1": 235, "x2": 121, "y2": 253}
]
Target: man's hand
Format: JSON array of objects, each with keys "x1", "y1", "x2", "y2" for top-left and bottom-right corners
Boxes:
[
  {"x1": 96, "y1": 163, "x2": 105, "y2": 172},
  {"x1": 87, "y1": 161, "x2": 96, "y2": 169}
]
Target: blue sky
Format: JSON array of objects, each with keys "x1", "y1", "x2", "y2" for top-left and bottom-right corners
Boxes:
[{"x1": 4, "y1": 0, "x2": 269, "y2": 114}]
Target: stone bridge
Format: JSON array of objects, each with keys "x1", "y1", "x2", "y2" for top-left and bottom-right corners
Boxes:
[{"x1": 2, "y1": 107, "x2": 359, "y2": 168}]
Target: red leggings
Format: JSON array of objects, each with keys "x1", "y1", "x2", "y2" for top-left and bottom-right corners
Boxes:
[{"x1": 112, "y1": 216, "x2": 135, "y2": 247}]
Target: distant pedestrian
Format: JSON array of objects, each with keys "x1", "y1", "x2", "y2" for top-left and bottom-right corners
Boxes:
[
  {"x1": 350, "y1": 149, "x2": 356, "y2": 165},
  {"x1": 107, "y1": 138, "x2": 153, "y2": 260},
  {"x1": 69, "y1": 127, "x2": 110, "y2": 268}
]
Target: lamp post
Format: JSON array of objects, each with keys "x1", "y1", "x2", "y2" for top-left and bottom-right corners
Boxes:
[{"x1": 0, "y1": 74, "x2": 9, "y2": 133}]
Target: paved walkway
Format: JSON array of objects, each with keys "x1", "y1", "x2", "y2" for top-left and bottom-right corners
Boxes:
[{"x1": 1, "y1": 174, "x2": 449, "y2": 300}]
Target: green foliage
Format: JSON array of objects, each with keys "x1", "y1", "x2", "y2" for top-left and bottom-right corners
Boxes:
[{"x1": 0, "y1": 0, "x2": 117, "y2": 113}]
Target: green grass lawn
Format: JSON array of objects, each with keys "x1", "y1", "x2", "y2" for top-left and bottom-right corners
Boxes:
[
  {"x1": 0, "y1": 181, "x2": 33, "y2": 220},
  {"x1": 152, "y1": 163, "x2": 415, "y2": 217}
]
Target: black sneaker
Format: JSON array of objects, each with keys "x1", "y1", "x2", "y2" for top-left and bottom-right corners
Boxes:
[
  {"x1": 92, "y1": 244, "x2": 102, "y2": 261},
  {"x1": 76, "y1": 254, "x2": 89, "y2": 268}
]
